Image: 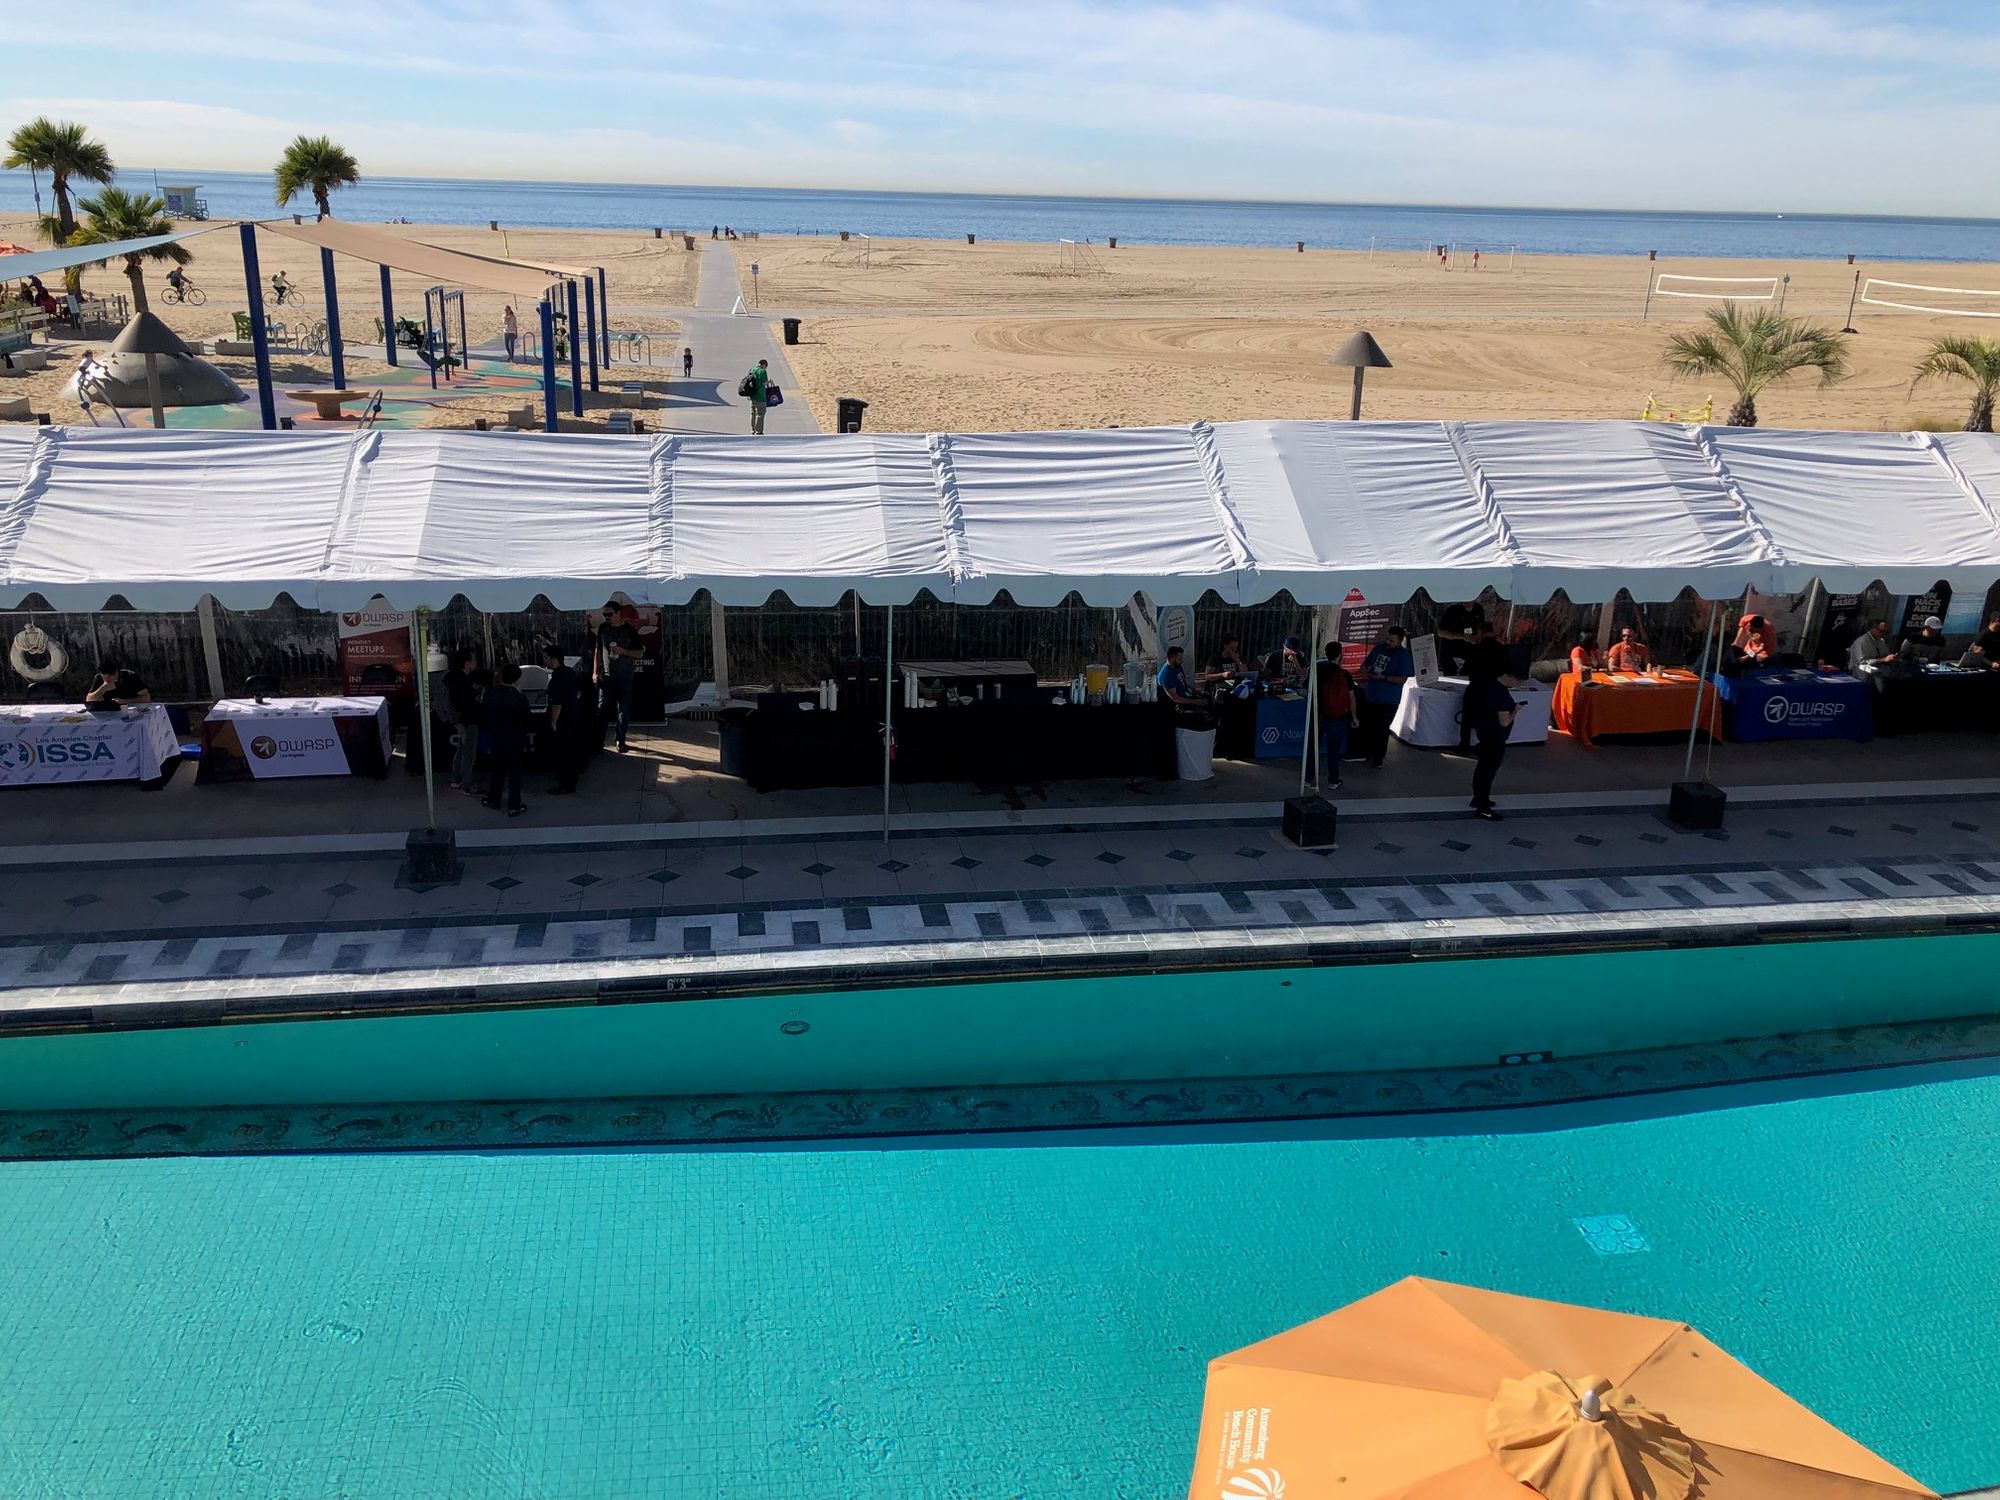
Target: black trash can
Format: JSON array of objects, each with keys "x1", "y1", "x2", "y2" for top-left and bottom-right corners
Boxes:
[
  {"x1": 782, "y1": 316, "x2": 801, "y2": 346},
  {"x1": 718, "y1": 705, "x2": 754, "y2": 780},
  {"x1": 836, "y1": 396, "x2": 868, "y2": 433}
]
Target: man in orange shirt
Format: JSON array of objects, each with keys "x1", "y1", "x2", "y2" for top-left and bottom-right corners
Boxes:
[{"x1": 1607, "y1": 626, "x2": 1652, "y2": 673}]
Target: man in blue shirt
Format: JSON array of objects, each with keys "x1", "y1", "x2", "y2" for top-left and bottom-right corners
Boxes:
[
  {"x1": 1356, "y1": 626, "x2": 1413, "y2": 768},
  {"x1": 1155, "y1": 644, "x2": 1202, "y2": 706}
]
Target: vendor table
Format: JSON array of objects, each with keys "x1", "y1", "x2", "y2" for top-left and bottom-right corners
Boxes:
[
  {"x1": 1858, "y1": 663, "x2": 2000, "y2": 737},
  {"x1": 744, "y1": 702, "x2": 1177, "y2": 791},
  {"x1": 1250, "y1": 694, "x2": 1309, "y2": 760},
  {"x1": 198, "y1": 696, "x2": 393, "y2": 783},
  {"x1": 1392, "y1": 676, "x2": 1551, "y2": 747},
  {"x1": 0, "y1": 703, "x2": 179, "y2": 787},
  {"x1": 1550, "y1": 669, "x2": 1720, "y2": 749},
  {"x1": 1714, "y1": 669, "x2": 1872, "y2": 743}
]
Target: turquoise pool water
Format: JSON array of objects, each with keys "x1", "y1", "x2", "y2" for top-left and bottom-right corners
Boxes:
[{"x1": 0, "y1": 1065, "x2": 1992, "y2": 1497}]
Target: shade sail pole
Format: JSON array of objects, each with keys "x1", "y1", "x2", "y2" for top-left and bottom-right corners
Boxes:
[
  {"x1": 238, "y1": 224, "x2": 277, "y2": 430},
  {"x1": 539, "y1": 297, "x2": 558, "y2": 432},
  {"x1": 379, "y1": 266, "x2": 397, "y2": 366},
  {"x1": 583, "y1": 276, "x2": 600, "y2": 393},
  {"x1": 596, "y1": 267, "x2": 610, "y2": 367},
  {"x1": 566, "y1": 279, "x2": 584, "y2": 417},
  {"x1": 319, "y1": 247, "x2": 346, "y2": 390},
  {"x1": 883, "y1": 602, "x2": 895, "y2": 844},
  {"x1": 414, "y1": 607, "x2": 437, "y2": 829}
]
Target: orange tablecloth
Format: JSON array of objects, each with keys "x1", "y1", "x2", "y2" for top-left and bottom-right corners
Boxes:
[{"x1": 1550, "y1": 669, "x2": 1723, "y2": 748}]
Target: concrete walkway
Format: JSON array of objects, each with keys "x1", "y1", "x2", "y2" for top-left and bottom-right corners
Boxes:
[{"x1": 658, "y1": 241, "x2": 820, "y2": 436}]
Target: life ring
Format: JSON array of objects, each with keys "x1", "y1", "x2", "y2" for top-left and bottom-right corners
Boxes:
[{"x1": 8, "y1": 622, "x2": 69, "y2": 683}]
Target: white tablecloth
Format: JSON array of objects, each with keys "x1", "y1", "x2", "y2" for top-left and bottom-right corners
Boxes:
[
  {"x1": 205, "y1": 696, "x2": 391, "y2": 778},
  {"x1": 0, "y1": 703, "x2": 179, "y2": 786},
  {"x1": 1392, "y1": 675, "x2": 1552, "y2": 747}
]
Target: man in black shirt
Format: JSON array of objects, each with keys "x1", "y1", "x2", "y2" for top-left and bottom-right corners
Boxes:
[
  {"x1": 1970, "y1": 613, "x2": 2000, "y2": 669},
  {"x1": 595, "y1": 602, "x2": 643, "y2": 752},
  {"x1": 442, "y1": 648, "x2": 482, "y2": 792},
  {"x1": 83, "y1": 665, "x2": 150, "y2": 706},
  {"x1": 542, "y1": 641, "x2": 584, "y2": 795},
  {"x1": 481, "y1": 663, "x2": 532, "y2": 815},
  {"x1": 1468, "y1": 673, "x2": 1518, "y2": 821},
  {"x1": 1436, "y1": 600, "x2": 1483, "y2": 676},
  {"x1": 1452, "y1": 618, "x2": 1515, "y2": 756}
]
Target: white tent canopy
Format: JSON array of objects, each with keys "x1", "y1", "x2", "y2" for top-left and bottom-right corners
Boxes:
[{"x1": 2, "y1": 420, "x2": 1999, "y2": 613}]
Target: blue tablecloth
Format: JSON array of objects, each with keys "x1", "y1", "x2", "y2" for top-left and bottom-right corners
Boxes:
[
  {"x1": 1252, "y1": 694, "x2": 1310, "y2": 759},
  {"x1": 1714, "y1": 670, "x2": 1872, "y2": 742}
]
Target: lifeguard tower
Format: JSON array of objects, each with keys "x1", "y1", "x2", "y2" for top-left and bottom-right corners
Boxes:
[{"x1": 157, "y1": 184, "x2": 208, "y2": 221}]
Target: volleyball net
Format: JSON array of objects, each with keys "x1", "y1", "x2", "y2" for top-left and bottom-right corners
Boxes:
[
  {"x1": 1858, "y1": 279, "x2": 2000, "y2": 318},
  {"x1": 1651, "y1": 273, "x2": 1780, "y2": 302}
]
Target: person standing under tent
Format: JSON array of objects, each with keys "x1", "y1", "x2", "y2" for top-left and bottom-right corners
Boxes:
[
  {"x1": 1451, "y1": 617, "x2": 1512, "y2": 759},
  {"x1": 502, "y1": 305, "x2": 518, "y2": 363},
  {"x1": 542, "y1": 640, "x2": 584, "y2": 795},
  {"x1": 682, "y1": 346, "x2": 694, "y2": 379},
  {"x1": 1314, "y1": 642, "x2": 1356, "y2": 791},
  {"x1": 1356, "y1": 626, "x2": 1412, "y2": 769},
  {"x1": 743, "y1": 358, "x2": 770, "y2": 435},
  {"x1": 442, "y1": 647, "x2": 483, "y2": 793},
  {"x1": 1468, "y1": 674, "x2": 1518, "y2": 822},
  {"x1": 595, "y1": 601, "x2": 643, "y2": 753},
  {"x1": 480, "y1": 663, "x2": 532, "y2": 817}
]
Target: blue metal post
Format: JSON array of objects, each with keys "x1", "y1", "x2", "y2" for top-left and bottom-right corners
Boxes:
[
  {"x1": 379, "y1": 265, "x2": 397, "y2": 366},
  {"x1": 565, "y1": 279, "x2": 583, "y2": 417},
  {"x1": 539, "y1": 297, "x2": 558, "y2": 432},
  {"x1": 596, "y1": 266, "x2": 609, "y2": 368},
  {"x1": 583, "y1": 277, "x2": 599, "y2": 393},
  {"x1": 320, "y1": 247, "x2": 346, "y2": 391},
  {"x1": 456, "y1": 292, "x2": 469, "y2": 374},
  {"x1": 238, "y1": 223, "x2": 276, "y2": 430},
  {"x1": 423, "y1": 287, "x2": 438, "y2": 390}
]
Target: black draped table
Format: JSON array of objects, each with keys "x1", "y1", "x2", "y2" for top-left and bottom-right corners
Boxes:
[
  {"x1": 1858, "y1": 663, "x2": 2000, "y2": 736},
  {"x1": 743, "y1": 703, "x2": 1178, "y2": 791}
]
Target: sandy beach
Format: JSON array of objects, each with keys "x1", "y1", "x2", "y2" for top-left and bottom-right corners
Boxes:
[
  {"x1": 732, "y1": 237, "x2": 2000, "y2": 434},
  {"x1": 0, "y1": 216, "x2": 696, "y2": 428}
]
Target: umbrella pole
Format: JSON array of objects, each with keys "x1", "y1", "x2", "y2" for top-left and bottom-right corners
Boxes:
[
  {"x1": 1681, "y1": 604, "x2": 1723, "y2": 783},
  {"x1": 143, "y1": 350, "x2": 165, "y2": 430},
  {"x1": 415, "y1": 607, "x2": 437, "y2": 829}
]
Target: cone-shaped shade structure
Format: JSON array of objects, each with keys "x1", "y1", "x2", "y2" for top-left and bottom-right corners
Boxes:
[
  {"x1": 1330, "y1": 330, "x2": 1393, "y2": 369},
  {"x1": 108, "y1": 311, "x2": 195, "y2": 359}
]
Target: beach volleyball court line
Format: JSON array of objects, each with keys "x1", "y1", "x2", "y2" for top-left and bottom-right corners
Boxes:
[{"x1": 1859, "y1": 279, "x2": 2000, "y2": 318}]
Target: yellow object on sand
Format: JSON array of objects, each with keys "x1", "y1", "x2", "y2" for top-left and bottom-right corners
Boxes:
[{"x1": 1186, "y1": 1276, "x2": 1936, "y2": 1500}]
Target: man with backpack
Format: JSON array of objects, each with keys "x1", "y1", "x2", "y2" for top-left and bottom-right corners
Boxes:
[{"x1": 740, "y1": 359, "x2": 770, "y2": 434}]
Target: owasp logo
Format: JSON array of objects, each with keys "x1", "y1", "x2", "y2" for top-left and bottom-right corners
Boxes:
[
  {"x1": 1763, "y1": 697, "x2": 1844, "y2": 726},
  {"x1": 1221, "y1": 1470, "x2": 1285, "y2": 1499},
  {"x1": 250, "y1": 736, "x2": 279, "y2": 759}
]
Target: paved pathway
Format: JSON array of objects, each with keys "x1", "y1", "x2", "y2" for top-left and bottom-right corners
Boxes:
[{"x1": 656, "y1": 242, "x2": 820, "y2": 436}]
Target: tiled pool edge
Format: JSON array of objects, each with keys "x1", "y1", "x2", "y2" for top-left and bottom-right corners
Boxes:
[{"x1": 2, "y1": 1010, "x2": 1995, "y2": 1160}]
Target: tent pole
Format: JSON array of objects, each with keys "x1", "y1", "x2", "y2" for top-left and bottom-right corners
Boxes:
[
  {"x1": 196, "y1": 595, "x2": 225, "y2": 700},
  {"x1": 414, "y1": 607, "x2": 437, "y2": 829},
  {"x1": 1681, "y1": 603, "x2": 1723, "y2": 783},
  {"x1": 539, "y1": 297, "x2": 558, "y2": 432},
  {"x1": 566, "y1": 279, "x2": 584, "y2": 417},
  {"x1": 380, "y1": 265, "x2": 397, "y2": 366},
  {"x1": 320, "y1": 247, "x2": 346, "y2": 391},
  {"x1": 708, "y1": 594, "x2": 730, "y2": 699},
  {"x1": 238, "y1": 223, "x2": 277, "y2": 430},
  {"x1": 583, "y1": 276, "x2": 600, "y2": 393},
  {"x1": 883, "y1": 601, "x2": 894, "y2": 845},
  {"x1": 596, "y1": 267, "x2": 610, "y2": 368}
]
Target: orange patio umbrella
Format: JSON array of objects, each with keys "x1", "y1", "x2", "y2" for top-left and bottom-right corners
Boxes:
[{"x1": 1188, "y1": 1277, "x2": 1934, "y2": 1500}]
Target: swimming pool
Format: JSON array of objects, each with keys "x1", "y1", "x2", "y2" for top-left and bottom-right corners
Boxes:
[{"x1": 0, "y1": 1063, "x2": 1992, "y2": 1497}]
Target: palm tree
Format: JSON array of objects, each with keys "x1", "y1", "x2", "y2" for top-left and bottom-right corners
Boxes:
[
  {"x1": 70, "y1": 187, "x2": 189, "y2": 315},
  {"x1": 3, "y1": 117, "x2": 114, "y2": 243},
  {"x1": 274, "y1": 135, "x2": 359, "y2": 219},
  {"x1": 1911, "y1": 335, "x2": 2000, "y2": 433},
  {"x1": 1660, "y1": 304, "x2": 1850, "y2": 428}
]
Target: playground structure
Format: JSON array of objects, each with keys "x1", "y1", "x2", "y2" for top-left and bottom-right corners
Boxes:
[
  {"x1": 1451, "y1": 242, "x2": 1517, "y2": 271},
  {"x1": 1056, "y1": 238, "x2": 1106, "y2": 275},
  {"x1": 1643, "y1": 272, "x2": 1782, "y2": 320},
  {"x1": 421, "y1": 285, "x2": 470, "y2": 386},
  {"x1": 1639, "y1": 392, "x2": 1714, "y2": 424},
  {"x1": 607, "y1": 330, "x2": 654, "y2": 363}
]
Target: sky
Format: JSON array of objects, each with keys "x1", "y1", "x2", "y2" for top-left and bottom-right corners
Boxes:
[{"x1": 1, "y1": 0, "x2": 1996, "y2": 213}]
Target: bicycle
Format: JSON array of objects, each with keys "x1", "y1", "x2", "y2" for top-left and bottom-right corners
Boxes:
[{"x1": 160, "y1": 281, "x2": 206, "y2": 306}]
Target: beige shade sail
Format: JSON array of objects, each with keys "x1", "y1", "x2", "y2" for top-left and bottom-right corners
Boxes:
[
  {"x1": 1187, "y1": 1277, "x2": 1938, "y2": 1500},
  {"x1": 418, "y1": 241, "x2": 597, "y2": 281},
  {"x1": 257, "y1": 220, "x2": 562, "y2": 299}
]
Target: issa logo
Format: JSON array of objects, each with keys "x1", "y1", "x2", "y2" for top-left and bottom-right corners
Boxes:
[
  {"x1": 0, "y1": 739, "x2": 114, "y2": 771},
  {"x1": 1763, "y1": 697, "x2": 1845, "y2": 725}
]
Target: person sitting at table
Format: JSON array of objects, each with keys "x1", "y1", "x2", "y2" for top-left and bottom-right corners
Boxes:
[
  {"x1": 480, "y1": 663, "x2": 532, "y2": 816},
  {"x1": 541, "y1": 640, "x2": 584, "y2": 796},
  {"x1": 1205, "y1": 635, "x2": 1253, "y2": 684},
  {"x1": 1847, "y1": 618, "x2": 1897, "y2": 674},
  {"x1": 1727, "y1": 614, "x2": 1776, "y2": 670},
  {"x1": 83, "y1": 664, "x2": 150, "y2": 705},
  {"x1": 1155, "y1": 644, "x2": 1203, "y2": 707},
  {"x1": 1567, "y1": 633, "x2": 1603, "y2": 674},
  {"x1": 1965, "y1": 613, "x2": 2000, "y2": 669},
  {"x1": 1356, "y1": 626, "x2": 1413, "y2": 770},
  {"x1": 1607, "y1": 626, "x2": 1652, "y2": 673},
  {"x1": 1262, "y1": 635, "x2": 1307, "y2": 692},
  {"x1": 1900, "y1": 615, "x2": 1948, "y2": 665}
]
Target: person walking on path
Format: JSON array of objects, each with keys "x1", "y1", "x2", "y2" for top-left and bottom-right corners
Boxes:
[
  {"x1": 1356, "y1": 626, "x2": 1412, "y2": 768},
  {"x1": 480, "y1": 663, "x2": 532, "y2": 816},
  {"x1": 442, "y1": 647, "x2": 483, "y2": 794},
  {"x1": 1468, "y1": 673, "x2": 1518, "y2": 822},
  {"x1": 682, "y1": 346, "x2": 694, "y2": 379},
  {"x1": 502, "y1": 305, "x2": 518, "y2": 363},
  {"x1": 595, "y1": 601, "x2": 643, "y2": 752},
  {"x1": 743, "y1": 358, "x2": 770, "y2": 434}
]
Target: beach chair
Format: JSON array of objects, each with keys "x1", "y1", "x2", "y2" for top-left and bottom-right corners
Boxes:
[{"x1": 232, "y1": 312, "x2": 253, "y2": 341}]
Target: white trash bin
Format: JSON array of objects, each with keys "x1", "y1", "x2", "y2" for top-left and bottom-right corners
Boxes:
[{"x1": 1175, "y1": 725, "x2": 1217, "y2": 781}]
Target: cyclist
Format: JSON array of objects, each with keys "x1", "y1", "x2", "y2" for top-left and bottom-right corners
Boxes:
[
  {"x1": 165, "y1": 267, "x2": 190, "y2": 299},
  {"x1": 271, "y1": 270, "x2": 292, "y2": 306}
]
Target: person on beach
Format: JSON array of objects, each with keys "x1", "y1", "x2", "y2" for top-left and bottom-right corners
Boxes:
[
  {"x1": 271, "y1": 270, "x2": 292, "y2": 306},
  {"x1": 682, "y1": 346, "x2": 694, "y2": 378},
  {"x1": 744, "y1": 358, "x2": 770, "y2": 434},
  {"x1": 502, "y1": 306, "x2": 518, "y2": 362}
]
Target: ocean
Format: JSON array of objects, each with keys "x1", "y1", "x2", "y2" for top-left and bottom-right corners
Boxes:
[{"x1": 2, "y1": 167, "x2": 1998, "y2": 263}]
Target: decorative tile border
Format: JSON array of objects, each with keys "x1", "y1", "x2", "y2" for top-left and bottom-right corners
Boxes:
[{"x1": 2, "y1": 1011, "x2": 1994, "y2": 1160}]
